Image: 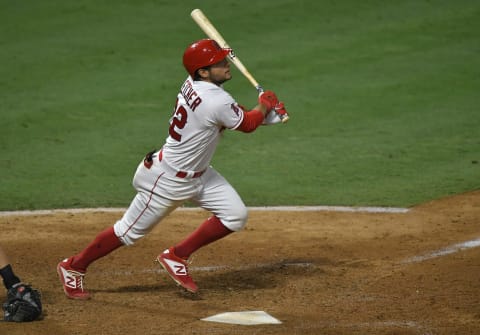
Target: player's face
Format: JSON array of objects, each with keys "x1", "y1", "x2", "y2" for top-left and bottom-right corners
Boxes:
[{"x1": 208, "y1": 58, "x2": 231, "y2": 85}]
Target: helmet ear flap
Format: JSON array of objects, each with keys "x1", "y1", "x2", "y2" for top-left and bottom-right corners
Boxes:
[{"x1": 183, "y1": 39, "x2": 230, "y2": 77}]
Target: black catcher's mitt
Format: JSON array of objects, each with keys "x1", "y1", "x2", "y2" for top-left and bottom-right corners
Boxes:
[{"x1": 3, "y1": 283, "x2": 42, "y2": 322}]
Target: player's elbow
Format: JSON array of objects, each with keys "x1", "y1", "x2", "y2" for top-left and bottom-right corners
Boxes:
[{"x1": 238, "y1": 126, "x2": 256, "y2": 133}]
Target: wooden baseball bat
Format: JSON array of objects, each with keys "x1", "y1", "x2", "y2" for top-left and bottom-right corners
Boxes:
[
  {"x1": 190, "y1": 8, "x2": 289, "y2": 123},
  {"x1": 190, "y1": 9, "x2": 263, "y2": 93},
  {"x1": 190, "y1": 9, "x2": 289, "y2": 123}
]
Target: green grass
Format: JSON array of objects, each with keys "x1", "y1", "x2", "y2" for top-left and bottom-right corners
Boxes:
[{"x1": 1, "y1": 0, "x2": 479, "y2": 210}]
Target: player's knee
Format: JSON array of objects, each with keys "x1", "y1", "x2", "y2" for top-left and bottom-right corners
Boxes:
[
  {"x1": 223, "y1": 205, "x2": 248, "y2": 232},
  {"x1": 117, "y1": 234, "x2": 136, "y2": 246},
  {"x1": 113, "y1": 221, "x2": 143, "y2": 246}
]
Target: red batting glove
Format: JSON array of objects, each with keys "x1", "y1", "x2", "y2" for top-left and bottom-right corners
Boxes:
[
  {"x1": 274, "y1": 102, "x2": 287, "y2": 117},
  {"x1": 258, "y1": 90, "x2": 279, "y2": 111}
]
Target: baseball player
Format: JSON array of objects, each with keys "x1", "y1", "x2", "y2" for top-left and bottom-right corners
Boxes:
[
  {"x1": 0, "y1": 245, "x2": 42, "y2": 321},
  {"x1": 57, "y1": 39, "x2": 288, "y2": 299}
]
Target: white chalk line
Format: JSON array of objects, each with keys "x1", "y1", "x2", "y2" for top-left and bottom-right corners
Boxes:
[
  {"x1": 2, "y1": 206, "x2": 477, "y2": 266},
  {"x1": 104, "y1": 261, "x2": 314, "y2": 277},
  {"x1": 0, "y1": 205, "x2": 409, "y2": 217},
  {"x1": 402, "y1": 237, "x2": 480, "y2": 264},
  {"x1": 339, "y1": 320, "x2": 421, "y2": 330}
]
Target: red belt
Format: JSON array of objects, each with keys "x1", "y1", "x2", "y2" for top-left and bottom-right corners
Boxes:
[
  {"x1": 175, "y1": 170, "x2": 205, "y2": 178},
  {"x1": 158, "y1": 150, "x2": 205, "y2": 179}
]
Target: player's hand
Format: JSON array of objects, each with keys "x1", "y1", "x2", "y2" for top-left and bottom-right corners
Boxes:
[
  {"x1": 262, "y1": 101, "x2": 289, "y2": 125},
  {"x1": 274, "y1": 102, "x2": 287, "y2": 118},
  {"x1": 258, "y1": 90, "x2": 279, "y2": 111}
]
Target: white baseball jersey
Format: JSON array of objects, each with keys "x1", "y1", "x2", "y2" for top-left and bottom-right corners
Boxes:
[
  {"x1": 162, "y1": 76, "x2": 244, "y2": 172},
  {"x1": 113, "y1": 76, "x2": 248, "y2": 245}
]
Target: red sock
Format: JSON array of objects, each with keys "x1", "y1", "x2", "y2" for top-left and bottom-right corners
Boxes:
[
  {"x1": 71, "y1": 226, "x2": 123, "y2": 272},
  {"x1": 174, "y1": 216, "x2": 232, "y2": 259}
]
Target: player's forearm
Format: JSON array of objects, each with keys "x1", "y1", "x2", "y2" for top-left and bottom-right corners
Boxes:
[
  {"x1": 236, "y1": 106, "x2": 266, "y2": 133},
  {"x1": 252, "y1": 103, "x2": 268, "y2": 117}
]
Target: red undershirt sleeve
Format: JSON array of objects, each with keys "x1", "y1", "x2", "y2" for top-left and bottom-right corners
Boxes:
[{"x1": 236, "y1": 110, "x2": 265, "y2": 133}]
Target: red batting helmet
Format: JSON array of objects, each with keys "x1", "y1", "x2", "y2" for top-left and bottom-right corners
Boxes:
[{"x1": 183, "y1": 39, "x2": 231, "y2": 77}]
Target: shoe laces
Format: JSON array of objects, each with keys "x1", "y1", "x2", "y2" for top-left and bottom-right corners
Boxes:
[
  {"x1": 186, "y1": 255, "x2": 194, "y2": 266},
  {"x1": 70, "y1": 270, "x2": 85, "y2": 290},
  {"x1": 169, "y1": 249, "x2": 194, "y2": 266}
]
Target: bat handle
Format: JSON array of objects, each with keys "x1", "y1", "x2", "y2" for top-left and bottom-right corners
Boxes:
[
  {"x1": 280, "y1": 114, "x2": 289, "y2": 123},
  {"x1": 255, "y1": 85, "x2": 264, "y2": 94}
]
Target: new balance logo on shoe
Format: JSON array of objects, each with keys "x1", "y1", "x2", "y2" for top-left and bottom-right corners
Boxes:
[
  {"x1": 157, "y1": 247, "x2": 198, "y2": 293},
  {"x1": 60, "y1": 267, "x2": 78, "y2": 289},
  {"x1": 163, "y1": 258, "x2": 187, "y2": 276},
  {"x1": 57, "y1": 258, "x2": 91, "y2": 300},
  {"x1": 174, "y1": 264, "x2": 187, "y2": 275}
]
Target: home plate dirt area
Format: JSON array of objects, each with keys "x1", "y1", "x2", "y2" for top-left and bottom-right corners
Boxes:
[{"x1": 0, "y1": 191, "x2": 479, "y2": 335}]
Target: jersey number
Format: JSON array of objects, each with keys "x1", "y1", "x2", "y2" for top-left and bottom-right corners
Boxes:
[{"x1": 169, "y1": 106, "x2": 188, "y2": 141}]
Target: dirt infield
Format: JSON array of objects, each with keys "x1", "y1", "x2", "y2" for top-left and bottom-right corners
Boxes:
[{"x1": 1, "y1": 191, "x2": 479, "y2": 335}]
